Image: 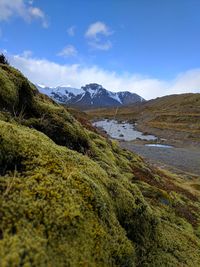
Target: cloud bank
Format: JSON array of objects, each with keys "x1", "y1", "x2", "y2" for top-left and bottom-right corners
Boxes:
[{"x1": 9, "y1": 53, "x2": 200, "y2": 100}]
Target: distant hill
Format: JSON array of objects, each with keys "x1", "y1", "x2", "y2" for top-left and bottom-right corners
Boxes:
[{"x1": 37, "y1": 83, "x2": 145, "y2": 109}]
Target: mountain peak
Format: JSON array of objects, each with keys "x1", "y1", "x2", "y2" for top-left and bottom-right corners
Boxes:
[{"x1": 81, "y1": 83, "x2": 103, "y2": 91}]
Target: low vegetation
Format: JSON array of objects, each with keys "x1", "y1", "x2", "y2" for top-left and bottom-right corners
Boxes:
[
  {"x1": 0, "y1": 63, "x2": 200, "y2": 266},
  {"x1": 0, "y1": 54, "x2": 9, "y2": 65}
]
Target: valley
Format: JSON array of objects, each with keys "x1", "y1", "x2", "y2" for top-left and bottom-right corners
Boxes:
[
  {"x1": 87, "y1": 94, "x2": 200, "y2": 178},
  {"x1": 87, "y1": 93, "x2": 200, "y2": 148}
]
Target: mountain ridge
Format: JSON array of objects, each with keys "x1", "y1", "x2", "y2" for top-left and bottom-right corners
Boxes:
[{"x1": 37, "y1": 83, "x2": 145, "y2": 108}]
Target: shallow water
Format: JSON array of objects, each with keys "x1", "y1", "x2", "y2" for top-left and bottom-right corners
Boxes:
[
  {"x1": 145, "y1": 144, "x2": 173, "y2": 148},
  {"x1": 93, "y1": 119, "x2": 157, "y2": 141}
]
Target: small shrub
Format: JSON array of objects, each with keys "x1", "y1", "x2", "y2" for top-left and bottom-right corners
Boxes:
[{"x1": 0, "y1": 53, "x2": 9, "y2": 65}]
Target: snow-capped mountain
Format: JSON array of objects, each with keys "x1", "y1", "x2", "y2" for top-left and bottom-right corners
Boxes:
[{"x1": 36, "y1": 83, "x2": 145, "y2": 108}]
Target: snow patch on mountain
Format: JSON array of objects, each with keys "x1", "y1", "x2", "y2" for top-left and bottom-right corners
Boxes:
[
  {"x1": 108, "y1": 91, "x2": 122, "y2": 104},
  {"x1": 75, "y1": 92, "x2": 86, "y2": 103}
]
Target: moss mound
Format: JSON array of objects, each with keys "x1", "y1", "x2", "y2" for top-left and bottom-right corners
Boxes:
[
  {"x1": 0, "y1": 65, "x2": 200, "y2": 266},
  {"x1": 0, "y1": 63, "x2": 90, "y2": 153}
]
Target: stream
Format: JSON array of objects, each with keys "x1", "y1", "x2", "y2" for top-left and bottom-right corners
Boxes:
[{"x1": 93, "y1": 119, "x2": 157, "y2": 141}]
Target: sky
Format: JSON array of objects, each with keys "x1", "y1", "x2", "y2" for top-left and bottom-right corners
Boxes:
[{"x1": 0, "y1": 0, "x2": 200, "y2": 99}]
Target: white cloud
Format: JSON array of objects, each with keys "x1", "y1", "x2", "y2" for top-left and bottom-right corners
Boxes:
[
  {"x1": 67, "y1": 26, "x2": 76, "y2": 36},
  {"x1": 58, "y1": 45, "x2": 77, "y2": 57},
  {"x1": 9, "y1": 53, "x2": 200, "y2": 100},
  {"x1": 164, "y1": 69, "x2": 200, "y2": 95},
  {"x1": 85, "y1": 21, "x2": 112, "y2": 39},
  {"x1": 0, "y1": 0, "x2": 48, "y2": 27},
  {"x1": 85, "y1": 21, "x2": 113, "y2": 51},
  {"x1": 28, "y1": 7, "x2": 48, "y2": 28}
]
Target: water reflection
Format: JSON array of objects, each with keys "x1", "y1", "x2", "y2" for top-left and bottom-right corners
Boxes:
[
  {"x1": 93, "y1": 119, "x2": 157, "y2": 141},
  {"x1": 145, "y1": 144, "x2": 173, "y2": 148}
]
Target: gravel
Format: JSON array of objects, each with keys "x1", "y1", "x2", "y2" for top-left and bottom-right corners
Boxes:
[{"x1": 120, "y1": 142, "x2": 200, "y2": 176}]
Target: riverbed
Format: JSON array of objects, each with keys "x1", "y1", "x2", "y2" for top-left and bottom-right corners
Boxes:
[
  {"x1": 93, "y1": 119, "x2": 200, "y2": 176},
  {"x1": 93, "y1": 119, "x2": 157, "y2": 141}
]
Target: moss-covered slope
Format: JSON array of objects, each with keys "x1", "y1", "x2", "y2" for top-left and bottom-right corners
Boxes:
[{"x1": 0, "y1": 64, "x2": 200, "y2": 266}]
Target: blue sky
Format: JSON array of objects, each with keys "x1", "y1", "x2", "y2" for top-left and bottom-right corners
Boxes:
[{"x1": 0, "y1": 0, "x2": 200, "y2": 99}]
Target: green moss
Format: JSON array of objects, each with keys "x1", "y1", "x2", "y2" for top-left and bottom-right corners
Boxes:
[
  {"x1": 0, "y1": 65, "x2": 200, "y2": 266},
  {"x1": 0, "y1": 121, "x2": 136, "y2": 266},
  {"x1": 0, "y1": 65, "x2": 19, "y2": 110}
]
